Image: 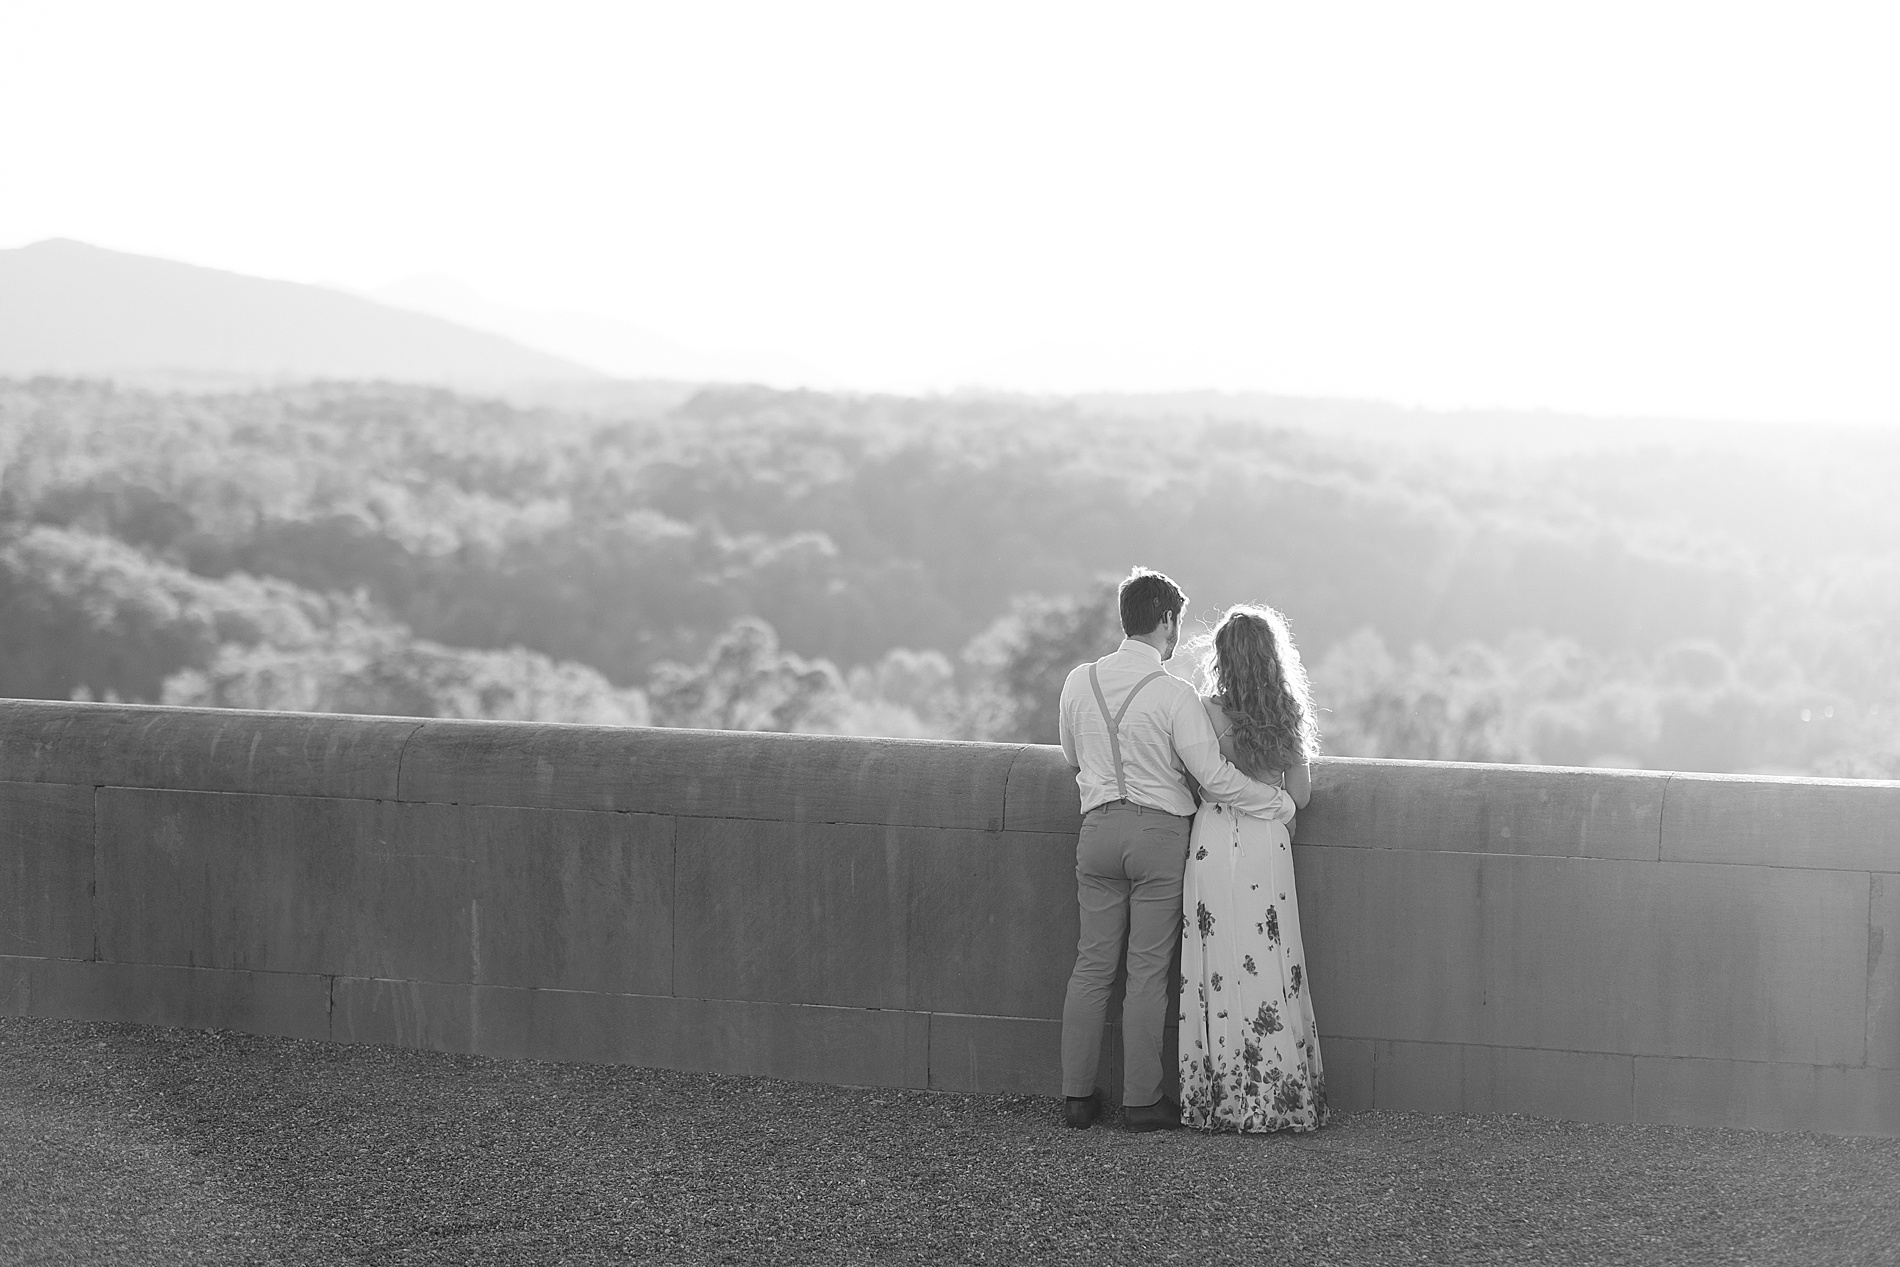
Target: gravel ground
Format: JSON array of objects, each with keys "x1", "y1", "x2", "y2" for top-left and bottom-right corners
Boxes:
[{"x1": 3, "y1": 1017, "x2": 1898, "y2": 1266}]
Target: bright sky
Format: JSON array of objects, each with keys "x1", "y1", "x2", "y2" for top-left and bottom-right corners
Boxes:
[{"x1": 3, "y1": 1, "x2": 1896, "y2": 423}]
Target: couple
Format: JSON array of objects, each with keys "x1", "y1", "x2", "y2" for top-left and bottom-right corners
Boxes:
[{"x1": 1057, "y1": 566, "x2": 1328, "y2": 1134}]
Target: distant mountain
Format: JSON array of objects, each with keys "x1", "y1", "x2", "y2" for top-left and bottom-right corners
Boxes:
[
  {"x1": 0, "y1": 239, "x2": 604, "y2": 386},
  {"x1": 369, "y1": 273, "x2": 828, "y2": 387},
  {"x1": 371, "y1": 274, "x2": 711, "y2": 380}
]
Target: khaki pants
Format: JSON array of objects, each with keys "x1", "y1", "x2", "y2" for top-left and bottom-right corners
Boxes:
[{"x1": 1060, "y1": 801, "x2": 1191, "y2": 1105}]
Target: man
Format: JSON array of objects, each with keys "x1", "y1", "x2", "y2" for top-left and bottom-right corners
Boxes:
[{"x1": 1056, "y1": 567, "x2": 1296, "y2": 1131}]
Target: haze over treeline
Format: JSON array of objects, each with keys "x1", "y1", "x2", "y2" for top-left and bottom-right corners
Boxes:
[{"x1": 2, "y1": 376, "x2": 1894, "y2": 778}]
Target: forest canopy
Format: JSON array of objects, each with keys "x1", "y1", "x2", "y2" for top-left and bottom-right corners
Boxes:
[{"x1": 2, "y1": 376, "x2": 1895, "y2": 777}]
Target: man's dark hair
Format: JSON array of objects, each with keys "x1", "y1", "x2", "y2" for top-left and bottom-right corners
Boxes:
[{"x1": 1118, "y1": 567, "x2": 1186, "y2": 637}]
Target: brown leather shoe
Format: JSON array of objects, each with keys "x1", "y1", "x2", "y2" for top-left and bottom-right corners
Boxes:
[
  {"x1": 1122, "y1": 1096, "x2": 1181, "y2": 1133},
  {"x1": 1064, "y1": 1093, "x2": 1100, "y2": 1129}
]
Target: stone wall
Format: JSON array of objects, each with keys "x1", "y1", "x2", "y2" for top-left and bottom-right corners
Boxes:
[{"x1": 3, "y1": 699, "x2": 1896, "y2": 1134}]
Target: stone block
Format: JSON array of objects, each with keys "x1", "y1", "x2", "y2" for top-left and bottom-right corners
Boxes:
[
  {"x1": 1296, "y1": 757, "x2": 1665, "y2": 861},
  {"x1": 1003, "y1": 746, "x2": 1081, "y2": 834},
  {"x1": 684, "y1": 995, "x2": 931, "y2": 1088},
  {"x1": 928, "y1": 1013, "x2": 1063, "y2": 1095},
  {"x1": 1300, "y1": 846, "x2": 1869, "y2": 1065},
  {"x1": 1869, "y1": 873, "x2": 1898, "y2": 1070},
  {"x1": 1371, "y1": 1037, "x2": 1465, "y2": 1115},
  {"x1": 96, "y1": 788, "x2": 394, "y2": 974},
  {"x1": 1321, "y1": 1036, "x2": 1374, "y2": 1113},
  {"x1": 1661, "y1": 771, "x2": 1900, "y2": 870},
  {"x1": 1373, "y1": 1040, "x2": 1635, "y2": 1123},
  {"x1": 908, "y1": 829, "x2": 1078, "y2": 1019},
  {"x1": 0, "y1": 780, "x2": 93, "y2": 960},
  {"x1": 96, "y1": 789, "x2": 673, "y2": 993},
  {"x1": 398, "y1": 719, "x2": 1016, "y2": 830},
  {"x1": 674, "y1": 818, "x2": 911, "y2": 1010},
  {"x1": 332, "y1": 977, "x2": 931, "y2": 1088},
  {"x1": 332, "y1": 977, "x2": 483, "y2": 1054},
  {"x1": 1634, "y1": 1055, "x2": 1900, "y2": 1136},
  {"x1": 386, "y1": 802, "x2": 674, "y2": 995},
  {"x1": 0, "y1": 698, "x2": 415, "y2": 799},
  {"x1": 0, "y1": 954, "x2": 31, "y2": 1015},
  {"x1": 0, "y1": 955, "x2": 330, "y2": 1040}
]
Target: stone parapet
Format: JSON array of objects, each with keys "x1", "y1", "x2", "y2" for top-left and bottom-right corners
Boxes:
[{"x1": 3, "y1": 698, "x2": 1895, "y2": 1134}]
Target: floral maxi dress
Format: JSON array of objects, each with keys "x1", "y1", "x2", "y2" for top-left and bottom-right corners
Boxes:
[{"x1": 1179, "y1": 790, "x2": 1329, "y2": 1132}]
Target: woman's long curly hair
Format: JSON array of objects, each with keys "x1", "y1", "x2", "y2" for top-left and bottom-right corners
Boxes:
[{"x1": 1198, "y1": 603, "x2": 1319, "y2": 778}]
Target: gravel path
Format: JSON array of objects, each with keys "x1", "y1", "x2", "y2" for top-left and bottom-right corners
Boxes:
[{"x1": 3, "y1": 1016, "x2": 1897, "y2": 1266}]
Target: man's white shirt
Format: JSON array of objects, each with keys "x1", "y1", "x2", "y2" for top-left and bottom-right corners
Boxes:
[{"x1": 1058, "y1": 639, "x2": 1295, "y2": 822}]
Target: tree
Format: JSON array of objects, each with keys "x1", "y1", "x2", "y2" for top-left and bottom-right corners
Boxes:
[
  {"x1": 960, "y1": 579, "x2": 1122, "y2": 743},
  {"x1": 161, "y1": 618, "x2": 651, "y2": 725},
  {"x1": 1312, "y1": 630, "x2": 1532, "y2": 763},
  {"x1": 646, "y1": 618, "x2": 847, "y2": 733}
]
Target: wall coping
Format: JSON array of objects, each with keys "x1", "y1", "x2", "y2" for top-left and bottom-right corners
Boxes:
[{"x1": 5, "y1": 698, "x2": 1898, "y2": 870}]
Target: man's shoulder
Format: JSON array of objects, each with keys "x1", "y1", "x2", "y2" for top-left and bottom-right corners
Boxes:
[
  {"x1": 1131, "y1": 669, "x2": 1200, "y2": 715},
  {"x1": 1149, "y1": 670, "x2": 1199, "y2": 697},
  {"x1": 1161, "y1": 675, "x2": 1219, "y2": 729},
  {"x1": 1060, "y1": 660, "x2": 1097, "y2": 686}
]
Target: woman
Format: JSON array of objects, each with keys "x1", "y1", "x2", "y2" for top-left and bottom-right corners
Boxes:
[{"x1": 1178, "y1": 603, "x2": 1327, "y2": 1132}]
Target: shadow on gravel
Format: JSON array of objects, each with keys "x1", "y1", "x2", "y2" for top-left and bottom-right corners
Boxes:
[{"x1": 5, "y1": 1017, "x2": 1900, "y2": 1266}]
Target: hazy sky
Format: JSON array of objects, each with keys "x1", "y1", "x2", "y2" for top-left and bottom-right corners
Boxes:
[{"x1": 3, "y1": 1, "x2": 1896, "y2": 423}]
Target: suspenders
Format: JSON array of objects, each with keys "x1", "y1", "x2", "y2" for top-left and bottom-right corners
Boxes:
[{"x1": 1088, "y1": 664, "x2": 1169, "y2": 802}]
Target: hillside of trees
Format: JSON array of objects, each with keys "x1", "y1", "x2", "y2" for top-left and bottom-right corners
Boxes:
[{"x1": 2, "y1": 376, "x2": 1895, "y2": 777}]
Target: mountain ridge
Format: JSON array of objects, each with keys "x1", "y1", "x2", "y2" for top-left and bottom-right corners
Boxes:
[{"x1": 0, "y1": 238, "x2": 604, "y2": 387}]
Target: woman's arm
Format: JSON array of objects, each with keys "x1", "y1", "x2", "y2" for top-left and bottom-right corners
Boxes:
[
  {"x1": 1283, "y1": 761, "x2": 1312, "y2": 810},
  {"x1": 1204, "y1": 698, "x2": 1238, "y2": 767}
]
